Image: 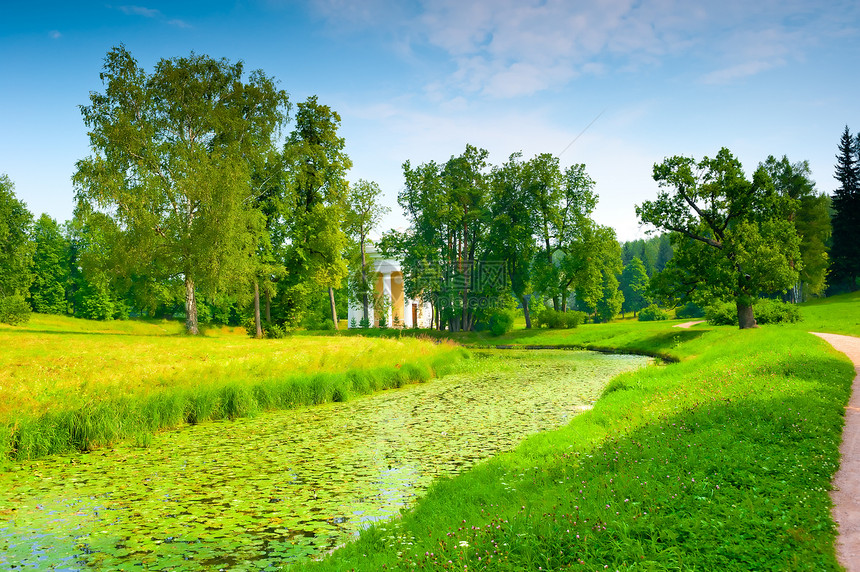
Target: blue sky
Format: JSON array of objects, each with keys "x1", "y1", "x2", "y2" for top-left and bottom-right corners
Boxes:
[{"x1": 2, "y1": 0, "x2": 858, "y2": 241}]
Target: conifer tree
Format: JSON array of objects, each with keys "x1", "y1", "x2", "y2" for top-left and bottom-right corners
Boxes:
[{"x1": 831, "y1": 126, "x2": 860, "y2": 290}]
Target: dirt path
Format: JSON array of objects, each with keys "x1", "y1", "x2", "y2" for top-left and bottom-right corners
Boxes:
[
  {"x1": 672, "y1": 320, "x2": 705, "y2": 329},
  {"x1": 812, "y1": 332, "x2": 860, "y2": 571}
]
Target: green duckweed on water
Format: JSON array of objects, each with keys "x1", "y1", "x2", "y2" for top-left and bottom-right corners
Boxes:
[{"x1": 0, "y1": 349, "x2": 648, "y2": 570}]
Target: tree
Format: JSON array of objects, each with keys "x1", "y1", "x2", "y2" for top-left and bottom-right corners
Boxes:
[
  {"x1": 345, "y1": 179, "x2": 389, "y2": 325},
  {"x1": 0, "y1": 175, "x2": 34, "y2": 324},
  {"x1": 831, "y1": 126, "x2": 860, "y2": 291},
  {"x1": 29, "y1": 214, "x2": 70, "y2": 315},
  {"x1": 486, "y1": 153, "x2": 537, "y2": 327},
  {"x1": 570, "y1": 224, "x2": 623, "y2": 322},
  {"x1": 74, "y1": 46, "x2": 289, "y2": 334},
  {"x1": 387, "y1": 145, "x2": 494, "y2": 332},
  {"x1": 760, "y1": 155, "x2": 831, "y2": 300},
  {"x1": 620, "y1": 257, "x2": 649, "y2": 317},
  {"x1": 526, "y1": 155, "x2": 598, "y2": 311},
  {"x1": 283, "y1": 96, "x2": 351, "y2": 329},
  {"x1": 636, "y1": 148, "x2": 800, "y2": 329}
]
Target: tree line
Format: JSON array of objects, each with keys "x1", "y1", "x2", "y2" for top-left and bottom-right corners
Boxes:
[{"x1": 0, "y1": 46, "x2": 856, "y2": 331}]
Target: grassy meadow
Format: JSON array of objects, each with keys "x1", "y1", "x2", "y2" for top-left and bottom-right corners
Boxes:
[
  {"x1": 3, "y1": 293, "x2": 858, "y2": 569},
  {"x1": 0, "y1": 314, "x2": 468, "y2": 462},
  {"x1": 293, "y1": 296, "x2": 858, "y2": 570}
]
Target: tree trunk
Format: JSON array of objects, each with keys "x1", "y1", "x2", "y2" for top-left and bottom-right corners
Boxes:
[
  {"x1": 329, "y1": 287, "x2": 339, "y2": 330},
  {"x1": 522, "y1": 296, "x2": 532, "y2": 329},
  {"x1": 184, "y1": 274, "x2": 199, "y2": 335},
  {"x1": 253, "y1": 280, "x2": 263, "y2": 339},
  {"x1": 360, "y1": 239, "x2": 370, "y2": 323},
  {"x1": 736, "y1": 301, "x2": 758, "y2": 329},
  {"x1": 265, "y1": 288, "x2": 271, "y2": 323}
]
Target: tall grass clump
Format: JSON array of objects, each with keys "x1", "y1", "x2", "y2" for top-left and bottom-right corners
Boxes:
[
  {"x1": 297, "y1": 328, "x2": 853, "y2": 571},
  {"x1": 0, "y1": 334, "x2": 469, "y2": 462}
]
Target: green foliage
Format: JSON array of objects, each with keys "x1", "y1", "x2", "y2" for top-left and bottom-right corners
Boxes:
[
  {"x1": 535, "y1": 308, "x2": 585, "y2": 329},
  {"x1": 619, "y1": 256, "x2": 649, "y2": 316},
  {"x1": 488, "y1": 310, "x2": 515, "y2": 336},
  {"x1": 621, "y1": 233, "x2": 673, "y2": 276},
  {"x1": 674, "y1": 301, "x2": 705, "y2": 319},
  {"x1": 282, "y1": 95, "x2": 351, "y2": 328},
  {"x1": 637, "y1": 148, "x2": 802, "y2": 328},
  {"x1": 755, "y1": 298, "x2": 802, "y2": 324},
  {"x1": 761, "y1": 155, "x2": 831, "y2": 299},
  {"x1": 637, "y1": 303, "x2": 670, "y2": 321},
  {"x1": 830, "y1": 126, "x2": 860, "y2": 291},
  {"x1": 0, "y1": 294, "x2": 31, "y2": 325},
  {"x1": 74, "y1": 46, "x2": 289, "y2": 334},
  {"x1": 0, "y1": 174, "x2": 35, "y2": 301},
  {"x1": 29, "y1": 214, "x2": 71, "y2": 315},
  {"x1": 705, "y1": 301, "x2": 739, "y2": 326},
  {"x1": 707, "y1": 299, "x2": 801, "y2": 326}
]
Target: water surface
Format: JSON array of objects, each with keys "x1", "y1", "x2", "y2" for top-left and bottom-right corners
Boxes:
[{"x1": 0, "y1": 349, "x2": 648, "y2": 570}]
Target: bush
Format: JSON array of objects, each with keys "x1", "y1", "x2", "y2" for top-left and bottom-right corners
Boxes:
[
  {"x1": 753, "y1": 298, "x2": 802, "y2": 324},
  {"x1": 706, "y1": 299, "x2": 802, "y2": 326},
  {"x1": 705, "y1": 301, "x2": 737, "y2": 325},
  {"x1": 0, "y1": 294, "x2": 30, "y2": 325},
  {"x1": 489, "y1": 311, "x2": 515, "y2": 336},
  {"x1": 638, "y1": 304, "x2": 670, "y2": 321},
  {"x1": 675, "y1": 301, "x2": 705, "y2": 319},
  {"x1": 535, "y1": 309, "x2": 585, "y2": 329}
]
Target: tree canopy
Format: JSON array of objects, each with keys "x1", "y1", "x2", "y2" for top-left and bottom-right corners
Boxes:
[
  {"x1": 637, "y1": 148, "x2": 800, "y2": 329},
  {"x1": 831, "y1": 126, "x2": 860, "y2": 291},
  {"x1": 73, "y1": 46, "x2": 290, "y2": 334}
]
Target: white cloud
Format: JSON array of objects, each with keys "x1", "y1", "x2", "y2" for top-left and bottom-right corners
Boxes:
[
  {"x1": 49, "y1": 30, "x2": 62, "y2": 39},
  {"x1": 307, "y1": 0, "x2": 856, "y2": 96},
  {"x1": 118, "y1": 5, "x2": 162, "y2": 18}
]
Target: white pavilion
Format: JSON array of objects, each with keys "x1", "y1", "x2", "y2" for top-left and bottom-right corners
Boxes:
[{"x1": 347, "y1": 246, "x2": 432, "y2": 329}]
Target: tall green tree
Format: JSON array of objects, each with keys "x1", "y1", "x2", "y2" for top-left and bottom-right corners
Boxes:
[
  {"x1": 387, "y1": 145, "x2": 494, "y2": 332},
  {"x1": 526, "y1": 155, "x2": 598, "y2": 311},
  {"x1": 248, "y1": 150, "x2": 293, "y2": 337},
  {"x1": 637, "y1": 148, "x2": 800, "y2": 329},
  {"x1": 345, "y1": 179, "x2": 389, "y2": 325},
  {"x1": 619, "y1": 256, "x2": 649, "y2": 317},
  {"x1": 74, "y1": 46, "x2": 289, "y2": 334},
  {"x1": 486, "y1": 153, "x2": 537, "y2": 327},
  {"x1": 29, "y1": 214, "x2": 70, "y2": 315},
  {"x1": 0, "y1": 175, "x2": 34, "y2": 324},
  {"x1": 283, "y1": 96, "x2": 351, "y2": 329},
  {"x1": 831, "y1": 126, "x2": 860, "y2": 291},
  {"x1": 760, "y1": 155, "x2": 831, "y2": 300},
  {"x1": 570, "y1": 224, "x2": 623, "y2": 322}
]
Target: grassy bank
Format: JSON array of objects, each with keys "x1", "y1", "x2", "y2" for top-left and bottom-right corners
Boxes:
[
  {"x1": 296, "y1": 321, "x2": 855, "y2": 570},
  {"x1": 795, "y1": 290, "x2": 860, "y2": 337},
  {"x1": 0, "y1": 315, "x2": 468, "y2": 462}
]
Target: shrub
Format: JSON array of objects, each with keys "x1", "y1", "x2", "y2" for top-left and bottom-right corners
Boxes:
[
  {"x1": 638, "y1": 304, "x2": 670, "y2": 321},
  {"x1": 675, "y1": 301, "x2": 705, "y2": 319},
  {"x1": 753, "y1": 298, "x2": 802, "y2": 324},
  {"x1": 564, "y1": 311, "x2": 586, "y2": 328},
  {"x1": 535, "y1": 308, "x2": 585, "y2": 329},
  {"x1": 706, "y1": 299, "x2": 802, "y2": 326},
  {"x1": 0, "y1": 294, "x2": 30, "y2": 325},
  {"x1": 705, "y1": 301, "x2": 737, "y2": 325},
  {"x1": 489, "y1": 311, "x2": 515, "y2": 336}
]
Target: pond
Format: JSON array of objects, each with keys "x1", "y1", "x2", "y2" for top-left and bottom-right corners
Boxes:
[{"x1": 0, "y1": 349, "x2": 649, "y2": 570}]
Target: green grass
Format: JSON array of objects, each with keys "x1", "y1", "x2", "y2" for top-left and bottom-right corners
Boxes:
[
  {"x1": 795, "y1": 290, "x2": 860, "y2": 337},
  {"x1": 295, "y1": 312, "x2": 855, "y2": 570},
  {"x1": 0, "y1": 314, "x2": 468, "y2": 462}
]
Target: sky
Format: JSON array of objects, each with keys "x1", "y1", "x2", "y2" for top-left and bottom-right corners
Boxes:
[{"x1": 1, "y1": 0, "x2": 859, "y2": 242}]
